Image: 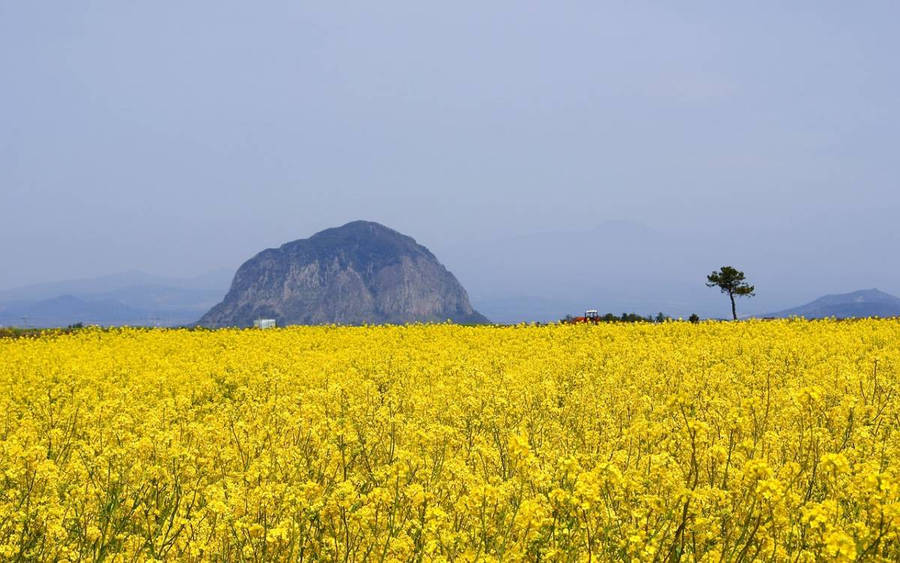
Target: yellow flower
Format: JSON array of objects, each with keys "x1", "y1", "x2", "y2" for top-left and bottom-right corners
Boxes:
[{"x1": 0, "y1": 320, "x2": 898, "y2": 559}]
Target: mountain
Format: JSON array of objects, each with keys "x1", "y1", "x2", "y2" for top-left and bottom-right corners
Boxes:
[
  {"x1": 767, "y1": 289, "x2": 900, "y2": 319},
  {"x1": 199, "y1": 221, "x2": 488, "y2": 327},
  {"x1": 0, "y1": 295, "x2": 147, "y2": 327},
  {"x1": 0, "y1": 270, "x2": 232, "y2": 327}
]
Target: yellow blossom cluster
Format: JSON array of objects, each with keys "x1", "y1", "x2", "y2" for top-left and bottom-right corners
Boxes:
[{"x1": 1, "y1": 320, "x2": 899, "y2": 560}]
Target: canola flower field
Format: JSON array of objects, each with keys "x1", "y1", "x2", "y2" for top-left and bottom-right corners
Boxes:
[{"x1": 1, "y1": 321, "x2": 899, "y2": 561}]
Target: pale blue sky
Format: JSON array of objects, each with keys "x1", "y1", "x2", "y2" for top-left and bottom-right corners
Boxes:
[{"x1": 2, "y1": 2, "x2": 898, "y2": 315}]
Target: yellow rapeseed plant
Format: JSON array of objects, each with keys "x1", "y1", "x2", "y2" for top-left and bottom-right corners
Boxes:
[{"x1": 1, "y1": 320, "x2": 899, "y2": 561}]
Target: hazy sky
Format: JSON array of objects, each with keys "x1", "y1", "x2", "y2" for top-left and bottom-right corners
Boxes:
[{"x1": 2, "y1": 2, "x2": 899, "y2": 304}]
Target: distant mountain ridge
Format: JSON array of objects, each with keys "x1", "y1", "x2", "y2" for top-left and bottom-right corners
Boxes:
[
  {"x1": 199, "y1": 221, "x2": 488, "y2": 327},
  {"x1": 0, "y1": 295, "x2": 147, "y2": 327},
  {"x1": 767, "y1": 289, "x2": 900, "y2": 319},
  {"x1": 5, "y1": 225, "x2": 900, "y2": 326},
  {"x1": 0, "y1": 270, "x2": 231, "y2": 327}
]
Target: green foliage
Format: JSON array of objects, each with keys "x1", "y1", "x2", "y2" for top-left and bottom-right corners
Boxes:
[
  {"x1": 562, "y1": 312, "x2": 671, "y2": 324},
  {"x1": 706, "y1": 266, "x2": 755, "y2": 297},
  {"x1": 0, "y1": 328, "x2": 55, "y2": 339},
  {"x1": 706, "y1": 266, "x2": 756, "y2": 320}
]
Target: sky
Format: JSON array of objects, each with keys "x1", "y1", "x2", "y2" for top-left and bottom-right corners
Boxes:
[{"x1": 2, "y1": 2, "x2": 899, "y2": 316}]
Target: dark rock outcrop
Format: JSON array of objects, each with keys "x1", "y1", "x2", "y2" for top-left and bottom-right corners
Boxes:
[{"x1": 199, "y1": 221, "x2": 488, "y2": 327}]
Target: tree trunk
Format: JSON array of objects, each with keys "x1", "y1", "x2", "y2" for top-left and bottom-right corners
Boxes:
[{"x1": 729, "y1": 292, "x2": 737, "y2": 320}]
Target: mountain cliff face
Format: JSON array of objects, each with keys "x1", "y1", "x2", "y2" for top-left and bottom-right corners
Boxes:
[{"x1": 199, "y1": 221, "x2": 488, "y2": 327}]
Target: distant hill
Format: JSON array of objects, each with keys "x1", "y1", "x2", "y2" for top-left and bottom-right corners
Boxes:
[
  {"x1": 767, "y1": 289, "x2": 900, "y2": 319},
  {"x1": 0, "y1": 270, "x2": 231, "y2": 327},
  {"x1": 199, "y1": 221, "x2": 488, "y2": 327},
  {"x1": 0, "y1": 295, "x2": 148, "y2": 327}
]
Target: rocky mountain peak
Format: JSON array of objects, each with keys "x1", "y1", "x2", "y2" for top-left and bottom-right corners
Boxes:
[{"x1": 199, "y1": 221, "x2": 488, "y2": 327}]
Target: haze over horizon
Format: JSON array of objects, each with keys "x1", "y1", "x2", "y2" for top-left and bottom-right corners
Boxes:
[{"x1": 3, "y1": 2, "x2": 899, "y2": 319}]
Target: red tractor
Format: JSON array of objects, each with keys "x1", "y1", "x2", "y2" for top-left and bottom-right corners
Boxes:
[{"x1": 569, "y1": 309, "x2": 601, "y2": 323}]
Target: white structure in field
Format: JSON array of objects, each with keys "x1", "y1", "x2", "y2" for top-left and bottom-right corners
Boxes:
[{"x1": 253, "y1": 318, "x2": 277, "y2": 329}]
